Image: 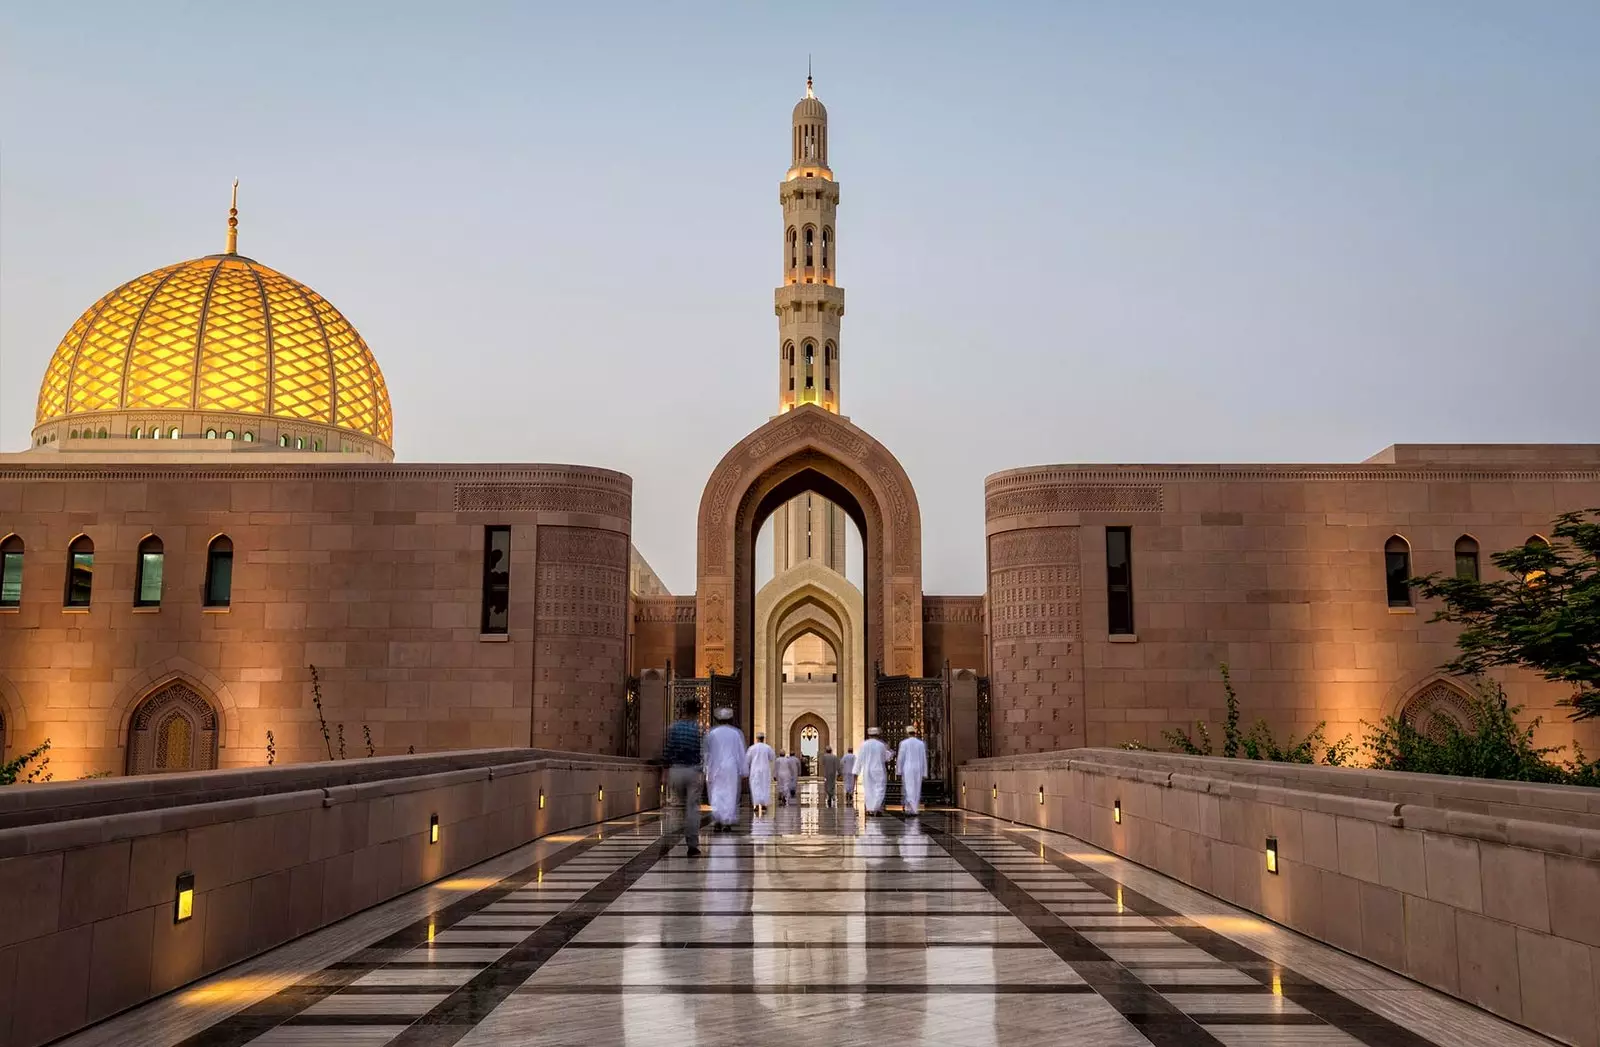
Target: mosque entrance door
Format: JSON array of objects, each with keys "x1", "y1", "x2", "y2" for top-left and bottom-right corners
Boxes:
[{"x1": 875, "y1": 662, "x2": 950, "y2": 805}]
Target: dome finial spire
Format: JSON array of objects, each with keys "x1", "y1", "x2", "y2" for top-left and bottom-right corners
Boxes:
[
  {"x1": 226, "y1": 179, "x2": 239, "y2": 255},
  {"x1": 806, "y1": 56, "x2": 814, "y2": 99}
]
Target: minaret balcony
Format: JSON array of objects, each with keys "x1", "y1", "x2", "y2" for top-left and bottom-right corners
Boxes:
[{"x1": 774, "y1": 283, "x2": 845, "y2": 315}]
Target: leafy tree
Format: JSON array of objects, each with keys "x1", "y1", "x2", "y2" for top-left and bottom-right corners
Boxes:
[{"x1": 1412, "y1": 509, "x2": 1600, "y2": 719}]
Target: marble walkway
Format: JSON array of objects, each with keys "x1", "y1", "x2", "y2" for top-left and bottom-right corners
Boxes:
[{"x1": 59, "y1": 783, "x2": 1556, "y2": 1047}]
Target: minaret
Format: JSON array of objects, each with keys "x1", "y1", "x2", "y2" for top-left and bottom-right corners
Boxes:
[{"x1": 773, "y1": 72, "x2": 847, "y2": 575}]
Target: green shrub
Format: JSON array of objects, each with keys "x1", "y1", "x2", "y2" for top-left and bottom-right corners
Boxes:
[
  {"x1": 1159, "y1": 664, "x2": 1354, "y2": 766},
  {"x1": 1364, "y1": 677, "x2": 1598, "y2": 785},
  {"x1": 0, "y1": 739, "x2": 52, "y2": 785}
]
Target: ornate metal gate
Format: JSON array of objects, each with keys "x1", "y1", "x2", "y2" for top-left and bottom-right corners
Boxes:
[
  {"x1": 669, "y1": 664, "x2": 742, "y2": 732},
  {"x1": 622, "y1": 676, "x2": 641, "y2": 757},
  {"x1": 976, "y1": 675, "x2": 993, "y2": 759},
  {"x1": 874, "y1": 661, "x2": 951, "y2": 804}
]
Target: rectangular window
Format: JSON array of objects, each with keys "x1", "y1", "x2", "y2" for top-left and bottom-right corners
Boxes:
[
  {"x1": 0, "y1": 551, "x2": 21, "y2": 608},
  {"x1": 66, "y1": 551, "x2": 93, "y2": 607},
  {"x1": 136, "y1": 551, "x2": 164, "y2": 607},
  {"x1": 1106, "y1": 527, "x2": 1134, "y2": 635},
  {"x1": 481, "y1": 526, "x2": 511, "y2": 634}
]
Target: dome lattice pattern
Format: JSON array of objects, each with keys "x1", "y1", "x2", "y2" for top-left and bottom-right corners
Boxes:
[{"x1": 36, "y1": 255, "x2": 392, "y2": 444}]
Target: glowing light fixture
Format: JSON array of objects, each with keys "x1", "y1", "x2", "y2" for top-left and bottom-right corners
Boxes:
[
  {"x1": 429, "y1": 814, "x2": 440, "y2": 845},
  {"x1": 1038, "y1": 785, "x2": 1045, "y2": 806},
  {"x1": 598, "y1": 786, "x2": 604, "y2": 803},
  {"x1": 636, "y1": 782, "x2": 641, "y2": 799},
  {"x1": 1113, "y1": 799, "x2": 1122, "y2": 824},
  {"x1": 539, "y1": 789, "x2": 545, "y2": 810},
  {"x1": 992, "y1": 785, "x2": 998, "y2": 800},
  {"x1": 1265, "y1": 836, "x2": 1279, "y2": 875},
  {"x1": 174, "y1": 872, "x2": 195, "y2": 924}
]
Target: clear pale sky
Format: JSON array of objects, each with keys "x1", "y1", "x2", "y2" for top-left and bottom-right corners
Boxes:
[{"x1": 2, "y1": 2, "x2": 1596, "y2": 594}]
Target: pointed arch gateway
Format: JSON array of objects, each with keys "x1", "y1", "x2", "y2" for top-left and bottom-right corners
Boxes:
[{"x1": 697, "y1": 405, "x2": 922, "y2": 727}]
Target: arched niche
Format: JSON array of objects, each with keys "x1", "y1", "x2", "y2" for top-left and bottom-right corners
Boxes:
[
  {"x1": 126, "y1": 678, "x2": 221, "y2": 775},
  {"x1": 788, "y1": 710, "x2": 829, "y2": 765},
  {"x1": 696, "y1": 405, "x2": 922, "y2": 726},
  {"x1": 1400, "y1": 678, "x2": 1480, "y2": 742}
]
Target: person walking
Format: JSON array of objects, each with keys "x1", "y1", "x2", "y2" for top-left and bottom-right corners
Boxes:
[
  {"x1": 746, "y1": 732, "x2": 776, "y2": 814},
  {"x1": 896, "y1": 725, "x2": 928, "y2": 816},
  {"x1": 663, "y1": 698, "x2": 705, "y2": 856},
  {"x1": 703, "y1": 707, "x2": 747, "y2": 831},
  {"x1": 775, "y1": 750, "x2": 797, "y2": 806},
  {"x1": 855, "y1": 728, "x2": 891, "y2": 817},
  {"x1": 820, "y1": 746, "x2": 840, "y2": 807},
  {"x1": 841, "y1": 747, "x2": 857, "y2": 807}
]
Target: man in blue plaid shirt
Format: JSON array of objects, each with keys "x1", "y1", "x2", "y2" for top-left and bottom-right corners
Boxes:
[{"x1": 663, "y1": 698, "x2": 704, "y2": 856}]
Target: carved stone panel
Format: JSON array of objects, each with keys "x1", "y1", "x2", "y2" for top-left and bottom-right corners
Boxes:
[
  {"x1": 986, "y1": 526, "x2": 1086, "y2": 755},
  {"x1": 534, "y1": 525, "x2": 630, "y2": 753}
]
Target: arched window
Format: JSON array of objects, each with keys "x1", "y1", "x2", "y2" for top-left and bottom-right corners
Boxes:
[
  {"x1": 803, "y1": 342, "x2": 815, "y2": 389},
  {"x1": 1525, "y1": 535, "x2": 1551, "y2": 586},
  {"x1": 313, "y1": 440, "x2": 322, "y2": 451},
  {"x1": 97, "y1": 428, "x2": 108, "y2": 439},
  {"x1": 242, "y1": 431, "x2": 254, "y2": 443},
  {"x1": 69, "y1": 430, "x2": 79, "y2": 440},
  {"x1": 223, "y1": 430, "x2": 235, "y2": 440},
  {"x1": 1384, "y1": 536, "x2": 1412, "y2": 607},
  {"x1": 130, "y1": 427, "x2": 142, "y2": 439},
  {"x1": 787, "y1": 227, "x2": 797, "y2": 271},
  {"x1": 1455, "y1": 536, "x2": 1480, "y2": 581},
  {"x1": 804, "y1": 227, "x2": 814, "y2": 268},
  {"x1": 135, "y1": 535, "x2": 164, "y2": 608},
  {"x1": 295, "y1": 437, "x2": 304, "y2": 450},
  {"x1": 168, "y1": 427, "x2": 180, "y2": 440},
  {"x1": 822, "y1": 226, "x2": 832, "y2": 270},
  {"x1": 279, "y1": 434, "x2": 290, "y2": 448},
  {"x1": 65, "y1": 535, "x2": 94, "y2": 608},
  {"x1": 126, "y1": 680, "x2": 219, "y2": 774},
  {"x1": 1, "y1": 535, "x2": 23, "y2": 608},
  {"x1": 151, "y1": 427, "x2": 162, "y2": 439},
  {"x1": 824, "y1": 343, "x2": 834, "y2": 392},
  {"x1": 205, "y1": 429, "x2": 217, "y2": 439},
  {"x1": 205, "y1": 535, "x2": 234, "y2": 608}
]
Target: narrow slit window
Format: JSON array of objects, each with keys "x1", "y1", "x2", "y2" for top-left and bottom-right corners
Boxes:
[
  {"x1": 0, "y1": 536, "x2": 23, "y2": 608},
  {"x1": 135, "y1": 536, "x2": 164, "y2": 607},
  {"x1": 1106, "y1": 527, "x2": 1134, "y2": 635},
  {"x1": 65, "y1": 535, "x2": 94, "y2": 608},
  {"x1": 1385, "y1": 536, "x2": 1412, "y2": 607},
  {"x1": 482, "y1": 526, "x2": 511, "y2": 634},
  {"x1": 205, "y1": 536, "x2": 234, "y2": 608}
]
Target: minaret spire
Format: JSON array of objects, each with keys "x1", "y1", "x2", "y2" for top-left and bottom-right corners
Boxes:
[
  {"x1": 806, "y1": 56, "x2": 815, "y2": 98},
  {"x1": 225, "y1": 179, "x2": 239, "y2": 255}
]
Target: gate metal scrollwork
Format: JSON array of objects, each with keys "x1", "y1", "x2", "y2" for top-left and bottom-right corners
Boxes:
[
  {"x1": 622, "y1": 676, "x2": 641, "y2": 757},
  {"x1": 669, "y1": 664, "x2": 743, "y2": 732},
  {"x1": 976, "y1": 675, "x2": 993, "y2": 759},
  {"x1": 874, "y1": 661, "x2": 951, "y2": 804}
]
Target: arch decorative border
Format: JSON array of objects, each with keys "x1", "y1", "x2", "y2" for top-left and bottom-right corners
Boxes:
[
  {"x1": 106, "y1": 659, "x2": 240, "y2": 755},
  {"x1": 696, "y1": 406, "x2": 922, "y2": 722}
]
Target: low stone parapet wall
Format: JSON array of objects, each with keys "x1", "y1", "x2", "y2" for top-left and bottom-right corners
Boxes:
[
  {"x1": 0, "y1": 749, "x2": 661, "y2": 1047},
  {"x1": 959, "y1": 748, "x2": 1600, "y2": 1047}
]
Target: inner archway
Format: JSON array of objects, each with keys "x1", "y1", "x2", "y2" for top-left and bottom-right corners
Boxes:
[
  {"x1": 696, "y1": 406, "x2": 923, "y2": 730},
  {"x1": 789, "y1": 711, "x2": 829, "y2": 773}
]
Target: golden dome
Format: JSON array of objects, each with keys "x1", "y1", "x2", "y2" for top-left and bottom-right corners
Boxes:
[{"x1": 34, "y1": 253, "x2": 392, "y2": 448}]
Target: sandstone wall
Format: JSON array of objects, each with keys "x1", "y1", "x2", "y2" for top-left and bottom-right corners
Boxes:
[
  {"x1": 983, "y1": 453, "x2": 1600, "y2": 756},
  {"x1": 0, "y1": 463, "x2": 633, "y2": 776},
  {"x1": 961, "y1": 748, "x2": 1600, "y2": 1047},
  {"x1": 0, "y1": 748, "x2": 661, "y2": 1047}
]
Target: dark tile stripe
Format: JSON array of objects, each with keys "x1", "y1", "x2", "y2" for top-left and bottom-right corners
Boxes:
[
  {"x1": 996, "y1": 825, "x2": 1444, "y2": 1047},
  {"x1": 168, "y1": 817, "x2": 655, "y2": 1047},
  {"x1": 919, "y1": 815, "x2": 1228, "y2": 1047},
  {"x1": 375, "y1": 821, "x2": 693, "y2": 1045},
  {"x1": 510, "y1": 982, "x2": 1098, "y2": 995}
]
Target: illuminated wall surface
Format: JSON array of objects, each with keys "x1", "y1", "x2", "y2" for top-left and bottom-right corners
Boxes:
[{"x1": 34, "y1": 255, "x2": 392, "y2": 444}]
